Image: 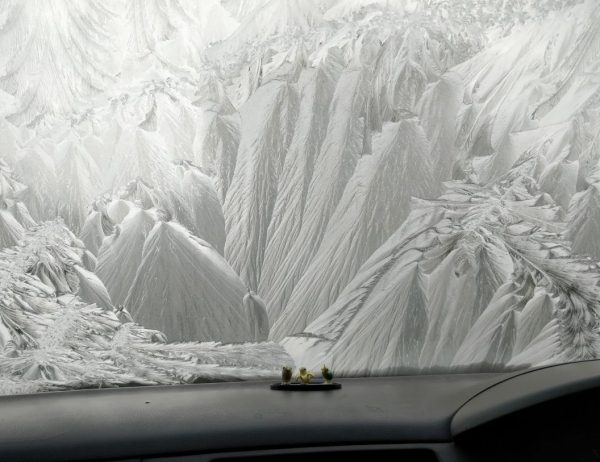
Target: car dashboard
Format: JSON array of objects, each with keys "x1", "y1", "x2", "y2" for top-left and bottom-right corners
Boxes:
[{"x1": 2, "y1": 360, "x2": 600, "y2": 461}]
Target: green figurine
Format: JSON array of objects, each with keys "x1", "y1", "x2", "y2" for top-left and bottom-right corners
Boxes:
[
  {"x1": 321, "y1": 365, "x2": 334, "y2": 384},
  {"x1": 281, "y1": 366, "x2": 293, "y2": 384},
  {"x1": 297, "y1": 367, "x2": 313, "y2": 384}
]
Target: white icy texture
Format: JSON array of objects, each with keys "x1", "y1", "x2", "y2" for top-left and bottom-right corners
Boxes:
[
  {"x1": 243, "y1": 291, "x2": 270, "y2": 342},
  {"x1": 80, "y1": 209, "x2": 114, "y2": 257},
  {"x1": 567, "y1": 182, "x2": 600, "y2": 259},
  {"x1": 110, "y1": 127, "x2": 178, "y2": 192},
  {"x1": 323, "y1": 0, "x2": 404, "y2": 20},
  {"x1": 107, "y1": 199, "x2": 132, "y2": 225},
  {"x1": 282, "y1": 183, "x2": 598, "y2": 373},
  {"x1": 0, "y1": 209, "x2": 24, "y2": 249},
  {"x1": 73, "y1": 265, "x2": 114, "y2": 311},
  {"x1": 0, "y1": 0, "x2": 599, "y2": 388},
  {"x1": 124, "y1": 0, "x2": 238, "y2": 69},
  {"x1": 181, "y1": 168, "x2": 226, "y2": 254},
  {"x1": 0, "y1": 204, "x2": 290, "y2": 393},
  {"x1": 194, "y1": 110, "x2": 240, "y2": 202},
  {"x1": 258, "y1": 56, "x2": 342, "y2": 322},
  {"x1": 13, "y1": 146, "x2": 58, "y2": 222},
  {"x1": 0, "y1": 0, "x2": 122, "y2": 124},
  {"x1": 96, "y1": 207, "x2": 158, "y2": 306},
  {"x1": 223, "y1": 80, "x2": 299, "y2": 290},
  {"x1": 416, "y1": 72, "x2": 463, "y2": 182},
  {"x1": 0, "y1": 161, "x2": 28, "y2": 248},
  {"x1": 260, "y1": 67, "x2": 372, "y2": 322},
  {"x1": 271, "y1": 117, "x2": 436, "y2": 339},
  {"x1": 55, "y1": 138, "x2": 103, "y2": 234},
  {"x1": 125, "y1": 220, "x2": 261, "y2": 343},
  {"x1": 227, "y1": 0, "x2": 323, "y2": 45}
]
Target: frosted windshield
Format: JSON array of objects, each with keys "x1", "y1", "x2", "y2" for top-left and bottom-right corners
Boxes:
[{"x1": 0, "y1": 0, "x2": 597, "y2": 394}]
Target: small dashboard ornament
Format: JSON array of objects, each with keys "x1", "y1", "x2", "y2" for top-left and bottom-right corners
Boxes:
[
  {"x1": 321, "y1": 365, "x2": 334, "y2": 384},
  {"x1": 281, "y1": 366, "x2": 293, "y2": 384},
  {"x1": 297, "y1": 367, "x2": 314, "y2": 384},
  {"x1": 271, "y1": 365, "x2": 341, "y2": 391}
]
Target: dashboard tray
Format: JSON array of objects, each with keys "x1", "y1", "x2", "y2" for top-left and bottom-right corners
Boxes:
[{"x1": 270, "y1": 382, "x2": 342, "y2": 391}]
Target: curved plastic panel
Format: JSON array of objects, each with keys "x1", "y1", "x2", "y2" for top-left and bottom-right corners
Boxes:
[{"x1": 451, "y1": 360, "x2": 600, "y2": 436}]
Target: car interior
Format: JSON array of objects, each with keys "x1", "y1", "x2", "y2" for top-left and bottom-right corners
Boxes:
[
  {"x1": 2, "y1": 360, "x2": 600, "y2": 461},
  {"x1": 0, "y1": 1, "x2": 598, "y2": 461}
]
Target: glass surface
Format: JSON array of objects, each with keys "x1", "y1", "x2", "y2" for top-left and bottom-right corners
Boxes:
[{"x1": 0, "y1": 0, "x2": 596, "y2": 394}]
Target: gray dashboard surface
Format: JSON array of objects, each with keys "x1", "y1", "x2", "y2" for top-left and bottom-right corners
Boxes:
[
  {"x1": 0, "y1": 373, "x2": 507, "y2": 461},
  {"x1": 451, "y1": 360, "x2": 600, "y2": 436}
]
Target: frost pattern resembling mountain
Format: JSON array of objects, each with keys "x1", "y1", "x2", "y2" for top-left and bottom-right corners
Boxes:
[
  {"x1": 271, "y1": 117, "x2": 436, "y2": 340},
  {"x1": 0, "y1": 184, "x2": 289, "y2": 394},
  {"x1": 0, "y1": 0, "x2": 599, "y2": 391},
  {"x1": 283, "y1": 182, "x2": 598, "y2": 373},
  {"x1": 125, "y1": 220, "x2": 264, "y2": 342},
  {"x1": 280, "y1": 1, "x2": 600, "y2": 373}
]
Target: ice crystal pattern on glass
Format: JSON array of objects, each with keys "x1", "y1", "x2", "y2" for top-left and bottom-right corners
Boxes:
[{"x1": 0, "y1": 0, "x2": 598, "y2": 393}]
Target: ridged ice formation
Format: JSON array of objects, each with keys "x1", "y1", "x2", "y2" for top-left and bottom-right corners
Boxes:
[
  {"x1": 283, "y1": 183, "x2": 599, "y2": 373},
  {"x1": 125, "y1": 220, "x2": 260, "y2": 342},
  {"x1": 0, "y1": 0, "x2": 599, "y2": 388},
  {"x1": 271, "y1": 117, "x2": 436, "y2": 339},
  {"x1": 96, "y1": 207, "x2": 158, "y2": 306},
  {"x1": 223, "y1": 80, "x2": 299, "y2": 289},
  {"x1": 0, "y1": 210, "x2": 289, "y2": 394}
]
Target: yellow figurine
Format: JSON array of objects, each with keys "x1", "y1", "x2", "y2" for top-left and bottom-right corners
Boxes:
[{"x1": 297, "y1": 367, "x2": 313, "y2": 384}]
